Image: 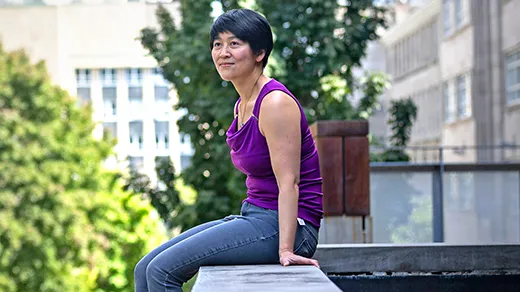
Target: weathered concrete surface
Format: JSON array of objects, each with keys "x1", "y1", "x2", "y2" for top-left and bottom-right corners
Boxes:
[
  {"x1": 192, "y1": 264, "x2": 341, "y2": 292},
  {"x1": 314, "y1": 243, "x2": 520, "y2": 274}
]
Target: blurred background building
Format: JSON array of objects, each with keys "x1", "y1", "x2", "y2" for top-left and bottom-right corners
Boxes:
[
  {"x1": 378, "y1": 0, "x2": 520, "y2": 163},
  {"x1": 359, "y1": 0, "x2": 432, "y2": 144},
  {"x1": 365, "y1": 0, "x2": 520, "y2": 245},
  {"x1": 0, "y1": 0, "x2": 194, "y2": 182}
]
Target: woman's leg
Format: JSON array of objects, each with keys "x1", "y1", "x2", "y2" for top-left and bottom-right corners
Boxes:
[
  {"x1": 134, "y1": 217, "x2": 234, "y2": 292},
  {"x1": 145, "y1": 203, "x2": 281, "y2": 292}
]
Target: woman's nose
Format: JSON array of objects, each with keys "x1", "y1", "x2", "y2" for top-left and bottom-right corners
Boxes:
[{"x1": 219, "y1": 45, "x2": 231, "y2": 57}]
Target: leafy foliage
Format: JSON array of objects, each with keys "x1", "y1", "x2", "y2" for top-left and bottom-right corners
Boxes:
[
  {"x1": 373, "y1": 97, "x2": 418, "y2": 162},
  {"x1": 0, "y1": 44, "x2": 166, "y2": 291},
  {"x1": 255, "y1": 0, "x2": 387, "y2": 122},
  {"x1": 140, "y1": 1, "x2": 246, "y2": 232}
]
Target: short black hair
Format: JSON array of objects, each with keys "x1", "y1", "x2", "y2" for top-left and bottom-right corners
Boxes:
[{"x1": 210, "y1": 9, "x2": 273, "y2": 68}]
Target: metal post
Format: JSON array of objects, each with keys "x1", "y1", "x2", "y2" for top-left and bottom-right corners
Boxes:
[{"x1": 432, "y1": 147, "x2": 445, "y2": 242}]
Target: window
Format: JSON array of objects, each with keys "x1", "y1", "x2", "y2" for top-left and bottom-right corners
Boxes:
[
  {"x1": 103, "y1": 87, "x2": 117, "y2": 118},
  {"x1": 76, "y1": 88, "x2": 91, "y2": 106},
  {"x1": 155, "y1": 121, "x2": 169, "y2": 150},
  {"x1": 129, "y1": 86, "x2": 143, "y2": 99},
  {"x1": 506, "y1": 50, "x2": 520, "y2": 104},
  {"x1": 126, "y1": 68, "x2": 142, "y2": 85},
  {"x1": 455, "y1": 0, "x2": 463, "y2": 27},
  {"x1": 129, "y1": 87, "x2": 143, "y2": 118},
  {"x1": 445, "y1": 74, "x2": 472, "y2": 123},
  {"x1": 155, "y1": 86, "x2": 170, "y2": 116},
  {"x1": 180, "y1": 133, "x2": 195, "y2": 158},
  {"x1": 101, "y1": 68, "x2": 117, "y2": 86},
  {"x1": 444, "y1": 81, "x2": 456, "y2": 123},
  {"x1": 155, "y1": 86, "x2": 169, "y2": 102},
  {"x1": 455, "y1": 0, "x2": 469, "y2": 28},
  {"x1": 443, "y1": 0, "x2": 452, "y2": 35},
  {"x1": 444, "y1": 0, "x2": 469, "y2": 36},
  {"x1": 76, "y1": 69, "x2": 91, "y2": 106},
  {"x1": 129, "y1": 121, "x2": 143, "y2": 150},
  {"x1": 76, "y1": 69, "x2": 91, "y2": 86},
  {"x1": 103, "y1": 122, "x2": 117, "y2": 139},
  {"x1": 457, "y1": 75, "x2": 471, "y2": 118}
]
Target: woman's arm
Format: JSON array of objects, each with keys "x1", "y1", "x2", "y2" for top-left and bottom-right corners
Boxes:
[{"x1": 259, "y1": 91, "x2": 318, "y2": 267}]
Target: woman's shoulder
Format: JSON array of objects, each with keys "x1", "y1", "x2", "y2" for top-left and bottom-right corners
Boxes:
[{"x1": 262, "y1": 79, "x2": 295, "y2": 98}]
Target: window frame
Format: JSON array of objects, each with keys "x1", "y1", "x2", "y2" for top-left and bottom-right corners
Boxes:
[{"x1": 506, "y1": 49, "x2": 520, "y2": 105}]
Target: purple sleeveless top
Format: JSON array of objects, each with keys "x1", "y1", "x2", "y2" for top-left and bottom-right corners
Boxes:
[{"x1": 226, "y1": 79, "x2": 324, "y2": 228}]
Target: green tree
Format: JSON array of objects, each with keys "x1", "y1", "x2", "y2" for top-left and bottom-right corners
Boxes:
[
  {"x1": 0, "y1": 45, "x2": 166, "y2": 291},
  {"x1": 138, "y1": 1, "x2": 388, "y2": 231},
  {"x1": 373, "y1": 97, "x2": 418, "y2": 162},
  {"x1": 255, "y1": 0, "x2": 387, "y2": 122},
  {"x1": 140, "y1": 1, "x2": 246, "y2": 232}
]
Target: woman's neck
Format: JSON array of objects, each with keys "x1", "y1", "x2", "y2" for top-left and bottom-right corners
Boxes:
[{"x1": 233, "y1": 69, "x2": 265, "y2": 103}]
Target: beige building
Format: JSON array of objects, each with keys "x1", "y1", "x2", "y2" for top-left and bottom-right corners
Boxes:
[
  {"x1": 363, "y1": 0, "x2": 435, "y2": 147},
  {"x1": 381, "y1": 0, "x2": 520, "y2": 163},
  {"x1": 0, "y1": 0, "x2": 193, "y2": 180},
  {"x1": 379, "y1": 0, "x2": 520, "y2": 245}
]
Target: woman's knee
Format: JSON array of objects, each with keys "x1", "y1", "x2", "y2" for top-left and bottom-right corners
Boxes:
[
  {"x1": 145, "y1": 255, "x2": 186, "y2": 286},
  {"x1": 134, "y1": 256, "x2": 149, "y2": 277},
  {"x1": 134, "y1": 256, "x2": 149, "y2": 283}
]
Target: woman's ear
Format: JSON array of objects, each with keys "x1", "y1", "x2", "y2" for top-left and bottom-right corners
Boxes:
[{"x1": 255, "y1": 50, "x2": 266, "y2": 64}]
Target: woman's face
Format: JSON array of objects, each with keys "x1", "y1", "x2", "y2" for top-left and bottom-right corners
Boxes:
[{"x1": 211, "y1": 31, "x2": 263, "y2": 82}]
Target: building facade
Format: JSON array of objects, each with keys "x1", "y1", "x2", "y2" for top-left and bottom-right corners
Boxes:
[
  {"x1": 362, "y1": 0, "x2": 434, "y2": 146},
  {"x1": 381, "y1": 0, "x2": 520, "y2": 163},
  {"x1": 0, "y1": 0, "x2": 194, "y2": 180}
]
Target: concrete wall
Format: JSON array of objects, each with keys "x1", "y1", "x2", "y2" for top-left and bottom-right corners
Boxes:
[
  {"x1": 439, "y1": 24, "x2": 475, "y2": 161},
  {"x1": 442, "y1": 119, "x2": 476, "y2": 162},
  {"x1": 0, "y1": 7, "x2": 60, "y2": 82},
  {"x1": 439, "y1": 26, "x2": 474, "y2": 80},
  {"x1": 502, "y1": 0, "x2": 520, "y2": 51},
  {"x1": 381, "y1": 1, "x2": 443, "y2": 151},
  {"x1": 410, "y1": 85, "x2": 443, "y2": 144}
]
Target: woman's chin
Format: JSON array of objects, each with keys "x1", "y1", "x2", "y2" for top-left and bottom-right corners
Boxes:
[{"x1": 218, "y1": 74, "x2": 235, "y2": 82}]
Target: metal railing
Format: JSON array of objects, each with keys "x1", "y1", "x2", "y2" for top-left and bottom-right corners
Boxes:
[
  {"x1": 370, "y1": 162, "x2": 520, "y2": 244},
  {"x1": 370, "y1": 145, "x2": 520, "y2": 164}
]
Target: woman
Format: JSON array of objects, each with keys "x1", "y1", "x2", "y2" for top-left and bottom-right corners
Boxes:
[{"x1": 134, "y1": 8, "x2": 324, "y2": 291}]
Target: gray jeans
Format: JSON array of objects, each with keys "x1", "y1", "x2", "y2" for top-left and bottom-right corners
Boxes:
[{"x1": 134, "y1": 201, "x2": 319, "y2": 292}]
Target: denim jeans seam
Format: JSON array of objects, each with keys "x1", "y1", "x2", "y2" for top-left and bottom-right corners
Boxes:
[
  {"x1": 302, "y1": 225, "x2": 318, "y2": 242},
  {"x1": 163, "y1": 231, "x2": 279, "y2": 290}
]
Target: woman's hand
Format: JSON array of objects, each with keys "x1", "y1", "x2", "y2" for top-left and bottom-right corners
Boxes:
[{"x1": 279, "y1": 250, "x2": 320, "y2": 268}]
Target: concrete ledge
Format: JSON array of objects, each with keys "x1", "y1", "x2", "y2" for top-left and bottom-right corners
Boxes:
[
  {"x1": 192, "y1": 265, "x2": 341, "y2": 292},
  {"x1": 314, "y1": 243, "x2": 520, "y2": 274}
]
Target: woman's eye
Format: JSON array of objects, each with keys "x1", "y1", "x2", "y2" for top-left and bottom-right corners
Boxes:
[
  {"x1": 214, "y1": 42, "x2": 222, "y2": 47},
  {"x1": 231, "y1": 41, "x2": 239, "y2": 46}
]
